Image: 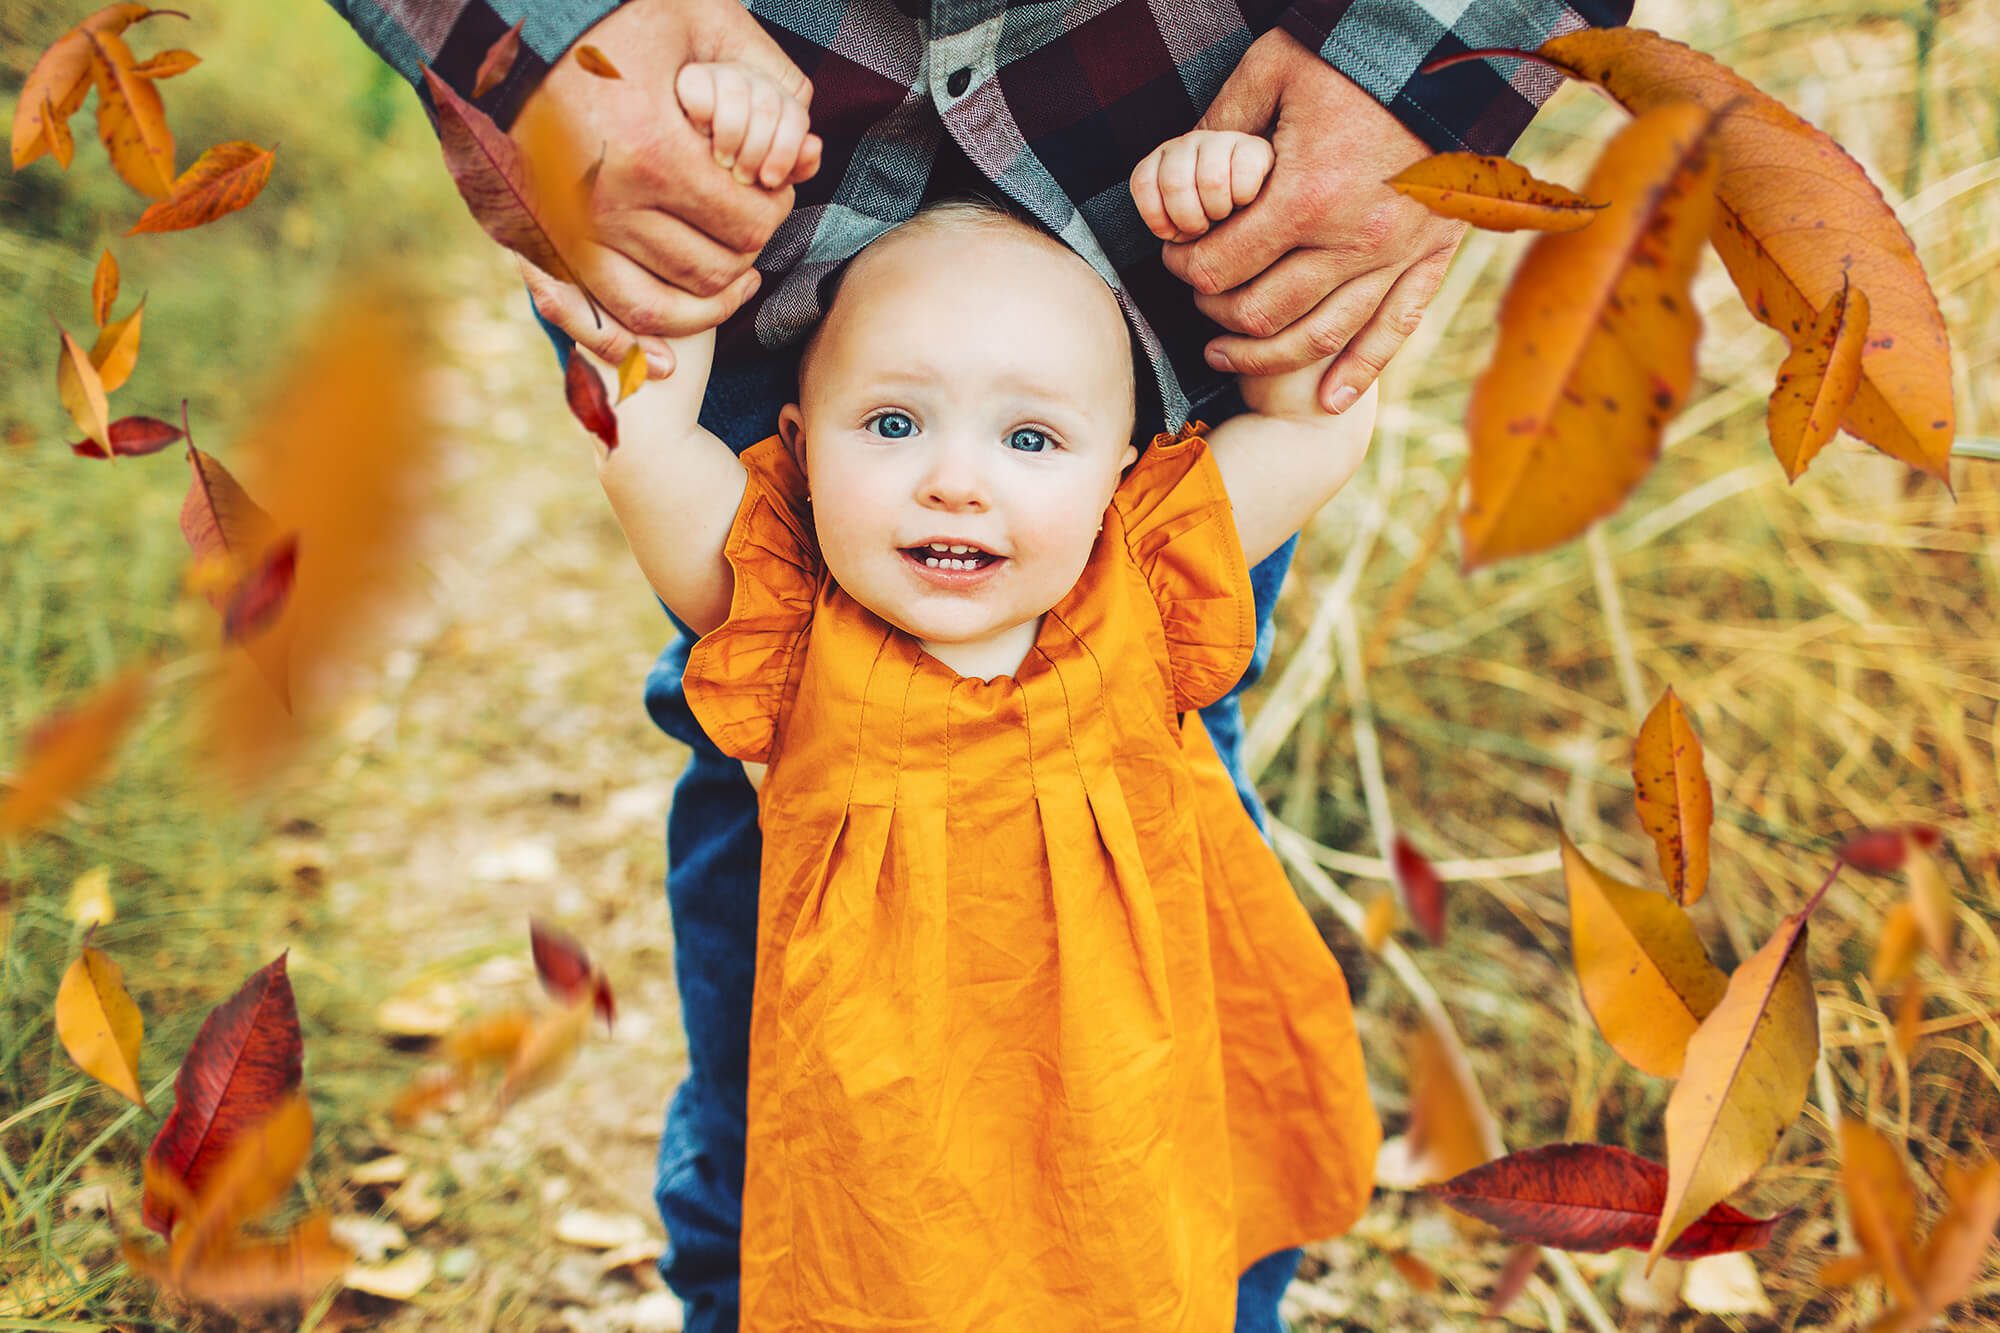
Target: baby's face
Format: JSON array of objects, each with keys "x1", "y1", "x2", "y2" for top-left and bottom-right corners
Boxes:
[{"x1": 779, "y1": 222, "x2": 1137, "y2": 667}]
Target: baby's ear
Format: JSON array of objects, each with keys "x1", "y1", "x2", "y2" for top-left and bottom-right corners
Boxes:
[{"x1": 778, "y1": 402, "x2": 807, "y2": 467}]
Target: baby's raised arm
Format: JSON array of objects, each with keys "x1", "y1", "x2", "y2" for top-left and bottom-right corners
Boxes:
[{"x1": 1131, "y1": 130, "x2": 1377, "y2": 568}]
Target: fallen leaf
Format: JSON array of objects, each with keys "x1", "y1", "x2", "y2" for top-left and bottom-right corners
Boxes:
[
  {"x1": 89, "y1": 296, "x2": 144, "y2": 393},
  {"x1": 57, "y1": 323, "x2": 111, "y2": 451},
  {"x1": 56, "y1": 945, "x2": 146, "y2": 1105},
  {"x1": 127, "y1": 141, "x2": 275, "y2": 235},
  {"x1": 1460, "y1": 101, "x2": 1719, "y2": 567},
  {"x1": 143, "y1": 953, "x2": 303, "y2": 1236},
  {"x1": 1649, "y1": 898, "x2": 1821, "y2": 1268},
  {"x1": 554, "y1": 1209, "x2": 649, "y2": 1250},
  {"x1": 0, "y1": 668, "x2": 149, "y2": 835},
  {"x1": 1680, "y1": 1250, "x2": 1772, "y2": 1316},
  {"x1": 616, "y1": 343, "x2": 646, "y2": 403},
  {"x1": 87, "y1": 28, "x2": 175, "y2": 197},
  {"x1": 1561, "y1": 827, "x2": 1727, "y2": 1079},
  {"x1": 1631, "y1": 687, "x2": 1712, "y2": 905},
  {"x1": 472, "y1": 19, "x2": 524, "y2": 99},
  {"x1": 70, "y1": 413, "x2": 182, "y2": 458},
  {"x1": 1541, "y1": 27, "x2": 1955, "y2": 479},
  {"x1": 1387, "y1": 152, "x2": 1601, "y2": 231},
  {"x1": 67, "y1": 864, "x2": 115, "y2": 926},
  {"x1": 1391, "y1": 834, "x2": 1445, "y2": 945},
  {"x1": 345, "y1": 1247, "x2": 435, "y2": 1301},
  {"x1": 91, "y1": 249, "x2": 119, "y2": 325},
  {"x1": 11, "y1": 3, "x2": 155, "y2": 172},
  {"x1": 1429, "y1": 1143, "x2": 1782, "y2": 1259},
  {"x1": 124, "y1": 1211, "x2": 350, "y2": 1309},
  {"x1": 574, "y1": 44, "x2": 622, "y2": 79},
  {"x1": 1768, "y1": 277, "x2": 1868, "y2": 481},
  {"x1": 1837, "y1": 1118, "x2": 1920, "y2": 1306},
  {"x1": 565, "y1": 348, "x2": 618, "y2": 450},
  {"x1": 130, "y1": 47, "x2": 198, "y2": 78}
]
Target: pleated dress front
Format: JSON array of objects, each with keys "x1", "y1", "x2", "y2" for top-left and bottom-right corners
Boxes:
[{"x1": 684, "y1": 424, "x2": 1379, "y2": 1331}]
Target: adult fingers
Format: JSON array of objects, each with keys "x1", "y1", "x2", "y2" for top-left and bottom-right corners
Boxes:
[
  {"x1": 1317, "y1": 251, "x2": 1453, "y2": 409},
  {"x1": 1157, "y1": 138, "x2": 1210, "y2": 239},
  {"x1": 1161, "y1": 174, "x2": 1297, "y2": 296},
  {"x1": 1203, "y1": 264, "x2": 1398, "y2": 378},
  {"x1": 1193, "y1": 246, "x2": 1346, "y2": 341},
  {"x1": 1192, "y1": 33, "x2": 1282, "y2": 136},
  {"x1": 521, "y1": 256, "x2": 675, "y2": 377},
  {"x1": 592, "y1": 204, "x2": 760, "y2": 299},
  {"x1": 565, "y1": 247, "x2": 764, "y2": 343}
]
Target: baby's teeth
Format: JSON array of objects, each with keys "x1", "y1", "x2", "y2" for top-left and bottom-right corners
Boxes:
[{"x1": 949, "y1": 544, "x2": 971, "y2": 553}]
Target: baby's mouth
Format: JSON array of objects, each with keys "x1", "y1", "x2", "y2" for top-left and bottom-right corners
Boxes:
[{"x1": 901, "y1": 542, "x2": 1003, "y2": 571}]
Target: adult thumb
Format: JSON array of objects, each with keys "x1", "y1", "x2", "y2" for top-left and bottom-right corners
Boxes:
[
  {"x1": 1194, "y1": 40, "x2": 1281, "y2": 135},
  {"x1": 698, "y1": 6, "x2": 814, "y2": 108}
]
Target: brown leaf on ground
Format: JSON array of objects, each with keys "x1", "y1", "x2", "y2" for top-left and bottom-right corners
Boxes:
[
  {"x1": 1387, "y1": 152, "x2": 1601, "y2": 231},
  {"x1": 127, "y1": 141, "x2": 275, "y2": 235}
]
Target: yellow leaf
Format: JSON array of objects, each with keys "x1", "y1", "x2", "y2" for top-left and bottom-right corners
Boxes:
[
  {"x1": 1839, "y1": 1119, "x2": 1921, "y2": 1307},
  {"x1": 498, "y1": 998, "x2": 592, "y2": 1109},
  {"x1": 1649, "y1": 904, "x2": 1819, "y2": 1268},
  {"x1": 56, "y1": 323, "x2": 110, "y2": 450},
  {"x1": 1631, "y1": 687, "x2": 1713, "y2": 905},
  {"x1": 1904, "y1": 842, "x2": 1955, "y2": 963},
  {"x1": 126, "y1": 141, "x2": 275, "y2": 236},
  {"x1": 89, "y1": 296, "x2": 144, "y2": 393},
  {"x1": 42, "y1": 92, "x2": 74, "y2": 168},
  {"x1": 1362, "y1": 891, "x2": 1396, "y2": 952},
  {"x1": 129, "y1": 47, "x2": 199, "y2": 79},
  {"x1": 92, "y1": 249, "x2": 120, "y2": 326},
  {"x1": 1871, "y1": 901, "x2": 1921, "y2": 991},
  {"x1": 67, "y1": 864, "x2": 115, "y2": 927},
  {"x1": 616, "y1": 343, "x2": 647, "y2": 403},
  {"x1": 87, "y1": 28, "x2": 176, "y2": 198},
  {"x1": 1893, "y1": 979, "x2": 1924, "y2": 1063},
  {"x1": 1561, "y1": 828, "x2": 1727, "y2": 1079},
  {"x1": 55, "y1": 945, "x2": 145, "y2": 1105},
  {"x1": 1768, "y1": 279, "x2": 1868, "y2": 482},
  {"x1": 164, "y1": 1091, "x2": 314, "y2": 1274},
  {"x1": 1460, "y1": 102, "x2": 1720, "y2": 567},
  {"x1": 1387, "y1": 152, "x2": 1602, "y2": 232},
  {"x1": 0, "y1": 668, "x2": 149, "y2": 835},
  {"x1": 1541, "y1": 27, "x2": 1954, "y2": 479},
  {"x1": 574, "y1": 44, "x2": 623, "y2": 79},
  {"x1": 10, "y1": 3, "x2": 153, "y2": 171},
  {"x1": 1400, "y1": 1015, "x2": 1498, "y2": 1187},
  {"x1": 441, "y1": 1008, "x2": 532, "y2": 1074}
]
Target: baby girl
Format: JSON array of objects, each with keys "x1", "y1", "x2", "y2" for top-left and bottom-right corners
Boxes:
[{"x1": 583, "y1": 60, "x2": 1381, "y2": 1332}]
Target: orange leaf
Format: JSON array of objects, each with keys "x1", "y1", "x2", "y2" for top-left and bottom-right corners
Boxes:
[
  {"x1": 87, "y1": 28, "x2": 176, "y2": 198},
  {"x1": 1460, "y1": 102, "x2": 1720, "y2": 567},
  {"x1": 1540, "y1": 28, "x2": 1954, "y2": 479},
  {"x1": 92, "y1": 249, "x2": 119, "y2": 326},
  {"x1": 616, "y1": 343, "x2": 647, "y2": 403},
  {"x1": 1875, "y1": 1160, "x2": 2000, "y2": 1331},
  {"x1": 441, "y1": 1009, "x2": 533, "y2": 1075},
  {"x1": 1632, "y1": 687, "x2": 1713, "y2": 905},
  {"x1": 1388, "y1": 1250, "x2": 1439, "y2": 1292},
  {"x1": 89, "y1": 296, "x2": 143, "y2": 393},
  {"x1": 574, "y1": 44, "x2": 623, "y2": 79},
  {"x1": 1904, "y1": 840, "x2": 1956, "y2": 964},
  {"x1": 1362, "y1": 891, "x2": 1396, "y2": 952},
  {"x1": 130, "y1": 47, "x2": 199, "y2": 79},
  {"x1": 162, "y1": 1091, "x2": 313, "y2": 1273},
  {"x1": 473, "y1": 19, "x2": 524, "y2": 99},
  {"x1": 1871, "y1": 901, "x2": 1921, "y2": 991},
  {"x1": 498, "y1": 998, "x2": 592, "y2": 1109},
  {"x1": 56, "y1": 323, "x2": 110, "y2": 449},
  {"x1": 1649, "y1": 898, "x2": 1820, "y2": 1268},
  {"x1": 1768, "y1": 278, "x2": 1869, "y2": 481},
  {"x1": 1838, "y1": 1119, "x2": 1921, "y2": 1307},
  {"x1": 1893, "y1": 979, "x2": 1924, "y2": 1062},
  {"x1": 0, "y1": 668, "x2": 148, "y2": 835},
  {"x1": 123, "y1": 1211, "x2": 350, "y2": 1309},
  {"x1": 1387, "y1": 151, "x2": 1601, "y2": 232},
  {"x1": 1400, "y1": 1016, "x2": 1497, "y2": 1187},
  {"x1": 55, "y1": 944, "x2": 146, "y2": 1106},
  {"x1": 1561, "y1": 827, "x2": 1726, "y2": 1079},
  {"x1": 10, "y1": 3, "x2": 154, "y2": 171},
  {"x1": 126, "y1": 141, "x2": 275, "y2": 235},
  {"x1": 42, "y1": 92, "x2": 75, "y2": 168}
]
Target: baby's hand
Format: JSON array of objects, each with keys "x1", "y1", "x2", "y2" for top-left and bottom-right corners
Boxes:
[
  {"x1": 1129, "y1": 130, "x2": 1274, "y2": 243},
  {"x1": 675, "y1": 61, "x2": 822, "y2": 190}
]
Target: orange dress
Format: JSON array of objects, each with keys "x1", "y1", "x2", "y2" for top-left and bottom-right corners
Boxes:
[{"x1": 685, "y1": 424, "x2": 1379, "y2": 1331}]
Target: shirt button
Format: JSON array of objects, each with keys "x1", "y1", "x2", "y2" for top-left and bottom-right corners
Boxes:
[{"x1": 946, "y1": 66, "x2": 972, "y2": 97}]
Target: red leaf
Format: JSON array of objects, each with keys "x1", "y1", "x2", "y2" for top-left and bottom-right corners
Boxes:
[
  {"x1": 1392, "y1": 834, "x2": 1446, "y2": 945},
  {"x1": 472, "y1": 19, "x2": 524, "y2": 99},
  {"x1": 70, "y1": 414, "x2": 182, "y2": 459},
  {"x1": 1427, "y1": 1143, "x2": 1783, "y2": 1260},
  {"x1": 142, "y1": 953, "x2": 303, "y2": 1237},
  {"x1": 530, "y1": 918, "x2": 592, "y2": 1002},
  {"x1": 221, "y1": 533, "x2": 298, "y2": 642},
  {"x1": 1837, "y1": 825, "x2": 1943, "y2": 875},
  {"x1": 564, "y1": 351, "x2": 617, "y2": 450}
]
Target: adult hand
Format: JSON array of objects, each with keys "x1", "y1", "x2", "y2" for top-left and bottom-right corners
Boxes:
[
  {"x1": 1166, "y1": 28, "x2": 1467, "y2": 414},
  {"x1": 509, "y1": 0, "x2": 821, "y2": 374}
]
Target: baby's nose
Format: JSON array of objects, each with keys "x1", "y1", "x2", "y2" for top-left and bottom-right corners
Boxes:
[{"x1": 919, "y1": 440, "x2": 988, "y2": 508}]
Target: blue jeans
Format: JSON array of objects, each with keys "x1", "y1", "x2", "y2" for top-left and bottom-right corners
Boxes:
[{"x1": 545, "y1": 322, "x2": 1302, "y2": 1331}]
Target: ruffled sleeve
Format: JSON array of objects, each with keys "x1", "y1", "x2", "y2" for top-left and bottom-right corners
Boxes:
[
  {"x1": 683, "y1": 436, "x2": 824, "y2": 764},
  {"x1": 1112, "y1": 421, "x2": 1255, "y2": 714}
]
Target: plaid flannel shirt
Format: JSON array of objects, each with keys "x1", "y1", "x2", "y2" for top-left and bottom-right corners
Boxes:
[{"x1": 327, "y1": 0, "x2": 1631, "y2": 425}]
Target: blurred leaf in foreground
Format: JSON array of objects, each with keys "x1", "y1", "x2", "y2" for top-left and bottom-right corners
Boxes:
[{"x1": 0, "y1": 668, "x2": 149, "y2": 835}]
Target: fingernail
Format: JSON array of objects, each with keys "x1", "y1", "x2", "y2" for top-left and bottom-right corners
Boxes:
[
  {"x1": 715, "y1": 150, "x2": 735, "y2": 169},
  {"x1": 1205, "y1": 347, "x2": 1232, "y2": 372},
  {"x1": 1326, "y1": 384, "x2": 1359, "y2": 414},
  {"x1": 733, "y1": 166, "x2": 756, "y2": 186},
  {"x1": 646, "y1": 349, "x2": 674, "y2": 377}
]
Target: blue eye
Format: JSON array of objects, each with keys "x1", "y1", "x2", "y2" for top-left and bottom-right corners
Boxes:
[
  {"x1": 1008, "y1": 427, "x2": 1051, "y2": 453},
  {"x1": 868, "y1": 412, "x2": 915, "y2": 439}
]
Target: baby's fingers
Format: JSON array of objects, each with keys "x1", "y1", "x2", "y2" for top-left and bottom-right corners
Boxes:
[
  {"x1": 756, "y1": 89, "x2": 811, "y2": 188},
  {"x1": 1155, "y1": 138, "x2": 1210, "y2": 239},
  {"x1": 679, "y1": 62, "x2": 750, "y2": 167},
  {"x1": 1130, "y1": 147, "x2": 1176, "y2": 241}
]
